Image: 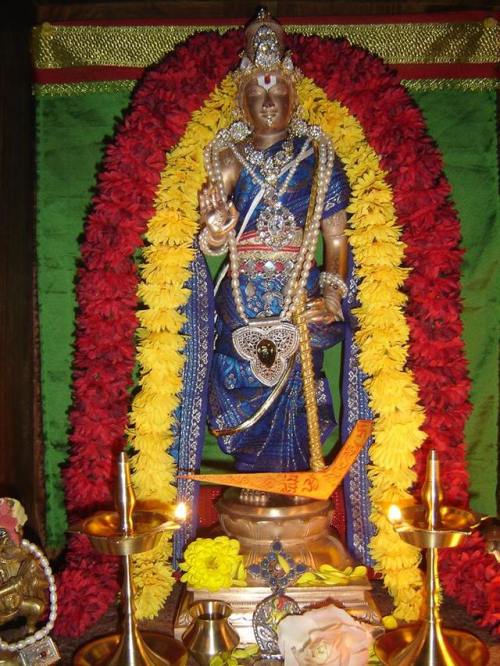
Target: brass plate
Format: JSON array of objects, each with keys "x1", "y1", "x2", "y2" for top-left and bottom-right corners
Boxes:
[
  {"x1": 396, "y1": 506, "x2": 478, "y2": 549},
  {"x1": 71, "y1": 510, "x2": 180, "y2": 555},
  {"x1": 73, "y1": 632, "x2": 188, "y2": 666},
  {"x1": 374, "y1": 624, "x2": 489, "y2": 665}
]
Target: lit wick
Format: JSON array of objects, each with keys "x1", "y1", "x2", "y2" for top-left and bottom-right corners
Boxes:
[
  {"x1": 174, "y1": 502, "x2": 187, "y2": 523},
  {"x1": 388, "y1": 504, "x2": 403, "y2": 525}
]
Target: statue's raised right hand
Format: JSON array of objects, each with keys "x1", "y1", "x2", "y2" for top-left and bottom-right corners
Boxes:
[{"x1": 199, "y1": 183, "x2": 239, "y2": 246}]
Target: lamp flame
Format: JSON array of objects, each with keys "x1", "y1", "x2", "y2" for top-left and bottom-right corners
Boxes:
[
  {"x1": 174, "y1": 502, "x2": 187, "y2": 523},
  {"x1": 388, "y1": 504, "x2": 402, "y2": 524}
]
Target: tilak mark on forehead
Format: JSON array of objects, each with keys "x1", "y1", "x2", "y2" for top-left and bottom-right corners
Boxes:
[{"x1": 257, "y1": 73, "x2": 277, "y2": 92}]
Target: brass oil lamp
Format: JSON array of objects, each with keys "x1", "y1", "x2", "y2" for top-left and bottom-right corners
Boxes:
[
  {"x1": 72, "y1": 452, "x2": 187, "y2": 666},
  {"x1": 374, "y1": 450, "x2": 489, "y2": 665}
]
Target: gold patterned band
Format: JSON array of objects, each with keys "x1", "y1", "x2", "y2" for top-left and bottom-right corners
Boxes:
[{"x1": 33, "y1": 18, "x2": 497, "y2": 70}]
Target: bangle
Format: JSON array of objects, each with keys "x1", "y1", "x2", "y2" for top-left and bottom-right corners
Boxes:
[
  {"x1": 319, "y1": 271, "x2": 348, "y2": 298},
  {"x1": 199, "y1": 227, "x2": 228, "y2": 256}
]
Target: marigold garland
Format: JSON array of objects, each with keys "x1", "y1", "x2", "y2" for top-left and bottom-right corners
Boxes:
[
  {"x1": 291, "y1": 34, "x2": 498, "y2": 634},
  {"x1": 128, "y1": 75, "x2": 236, "y2": 618},
  {"x1": 132, "y1": 73, "x2": 424, "y2": 620},
  {"x1": 56, "y1": 30, "x2": 498, "y2": 636}
]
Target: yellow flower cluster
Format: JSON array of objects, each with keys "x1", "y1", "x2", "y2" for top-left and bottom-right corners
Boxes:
[
  {"x1": 297, "y1": 78, "x2": 425, "y2": 620},
  {"x1": 296, "y1": 564, "x2": 367, "y2": 587},
  {"x1": 128, "y1": 77, "x2": 236, "y2": 618},
  {"x1": 129, "y1": 72, "x2": 425, "y2": 620},
  {"x1": 180, "y1": 536, "x2": 246, "y2": 591}
]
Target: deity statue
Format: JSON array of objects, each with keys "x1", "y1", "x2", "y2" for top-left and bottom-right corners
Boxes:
[
  {"x1": 199, "y1": 10, "x2": 350, "y2": 473},
  {"x1": 0, "y1": 499, "x2": 47, "y2": 634}
]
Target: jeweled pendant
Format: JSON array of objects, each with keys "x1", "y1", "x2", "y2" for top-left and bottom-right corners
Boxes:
[
  {"x1": 256, "y1": 197, "x2": 297, "y2": 249},
  {"x1": 256, "y1": 338, "x2": 276, "y2": 368}
]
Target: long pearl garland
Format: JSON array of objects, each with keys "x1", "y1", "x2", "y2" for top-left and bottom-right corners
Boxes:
[{"x1": 0, "y1": 539, "x2": 58, "y2": 652}]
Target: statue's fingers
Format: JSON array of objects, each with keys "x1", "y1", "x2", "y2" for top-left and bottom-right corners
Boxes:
[
  {"x1": 227, "y1": 202, "x2": 239, "y2": 223},
  {"x1": 214, "y1": 186, "x2": 226, "y2": 207},
  {"x1": 209, "y1": 188, "x2": 221, "y2": 211},
  {"x1": 199, "y1": 190, "x2": 208, "y2": 213}
]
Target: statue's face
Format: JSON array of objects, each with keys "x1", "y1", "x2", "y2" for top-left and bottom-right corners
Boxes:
[{"x1": 240, "y1": 71, "x2": 295, "y2": 135}]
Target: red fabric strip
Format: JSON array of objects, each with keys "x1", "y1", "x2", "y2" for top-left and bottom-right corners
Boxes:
[{"x1": 34, "y1": 66, "x2": 145, "y2": 84}]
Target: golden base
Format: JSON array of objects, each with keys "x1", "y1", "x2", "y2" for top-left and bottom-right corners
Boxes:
[
  {"x1": 217, "y1": 489, "x2": 353, "y2": 574},
  {"x1": 174, "y1": 583, "x2": 380, "y2": 644},
  {"x1": 374, "y1": 624, "x2": 489, "y2": 666},
  {"x1": 73, "y1": 632, "x2": 188, "y2": 666}
]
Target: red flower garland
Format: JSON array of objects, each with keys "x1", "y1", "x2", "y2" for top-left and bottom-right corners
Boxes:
[
  {"x1": 55, "y1": 30, "x2": 498, "y2": 636},
  {"x1": 291, "y1": 34, "x2": 499, "y2": 635},
  {"x1": 55, "y1": 31, "x2": 242, "y2": 637}
]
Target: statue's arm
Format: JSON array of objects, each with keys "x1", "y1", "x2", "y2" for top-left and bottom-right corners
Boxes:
[
  {"x1": 322, "y1": 209, "x2": 348, "y2": 280},
  {"x1": 320, "y1": 210, "x2": 348, "y2": 321}
]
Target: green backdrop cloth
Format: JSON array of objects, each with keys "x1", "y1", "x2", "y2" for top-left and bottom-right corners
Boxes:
[{"x1": 36, "y1": 86, "x2": 498, "y2": 547}]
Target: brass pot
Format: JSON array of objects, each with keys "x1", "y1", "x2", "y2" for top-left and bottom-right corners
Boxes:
[{"x1": 182, "y1": 600, "x2": 239, "y2": 666}]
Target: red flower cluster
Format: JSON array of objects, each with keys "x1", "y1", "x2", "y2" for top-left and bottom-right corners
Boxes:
[
  {"x1": 291, "y1": 33, "x2": 499, "y2": 635},
  {"x1": 55, "y1": 30, "x2": 242, "y2": 637},
  {"x1": 57, "y1": 29, "x2": 498, "y2": 637}
]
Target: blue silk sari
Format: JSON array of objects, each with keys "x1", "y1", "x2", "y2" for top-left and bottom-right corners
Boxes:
[
  {"x1": 207, "y1": 137, "x2": 350, "y2": 472},
  {"x1": 173, "y1": 136, "x2": 374, "y2": 566}
]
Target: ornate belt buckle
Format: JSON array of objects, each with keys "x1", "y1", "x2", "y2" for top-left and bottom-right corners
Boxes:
[{"x1": 233, "y1": 318, "x2": 299, "y2": 387}]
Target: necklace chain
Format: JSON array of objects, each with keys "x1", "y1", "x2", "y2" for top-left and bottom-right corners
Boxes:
[
  {"x1": 230, "y1": 136, "x2": 309, "y2": 201},
  {"x1": 242, "y1": 136, "x2": 294, "y2": 185}
]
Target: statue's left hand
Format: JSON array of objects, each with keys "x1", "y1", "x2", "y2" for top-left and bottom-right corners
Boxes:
[
  {"x1": 323, "y1": 284, "x2": 344, "y2": 321},
  {"x1": 305, "y1": 296, "x2": 342, "y2": 325}
]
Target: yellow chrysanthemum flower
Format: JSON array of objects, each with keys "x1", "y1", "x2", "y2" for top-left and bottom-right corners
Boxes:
[{"x1": 179, "y1": 537, "x2": 247, "y2": 591}]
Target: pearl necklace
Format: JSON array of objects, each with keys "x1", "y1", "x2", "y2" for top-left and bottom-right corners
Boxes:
[
  {"x1": 231, "y1": 132, "x2": 334, "y2": 386},
  {"x1": 0, "y1": 539, "x2": 58, "y2": 653}
]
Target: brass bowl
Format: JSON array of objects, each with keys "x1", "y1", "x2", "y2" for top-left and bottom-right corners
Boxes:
[
  {"x1": 374, "y1": 623, "x2": 489, "y2": 665},
  {"x1": 74, "y1": 632, "x2": 188, "y2": 666},
  {"x1": 396, "y1": 505, "x2": 478, "y2": 549},
  {"x1": 71, "y1": 510, "x2": 180, "y2": 555}
]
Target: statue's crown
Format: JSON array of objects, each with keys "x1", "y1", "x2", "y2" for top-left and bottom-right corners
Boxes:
[{"x1": 235, "y1": 8, "x2": 298, "y2": 81}]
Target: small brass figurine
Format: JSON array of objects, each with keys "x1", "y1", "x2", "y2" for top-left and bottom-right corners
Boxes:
[{"x1": 0, "y1": 498, "x2": 59, "y2": 665}]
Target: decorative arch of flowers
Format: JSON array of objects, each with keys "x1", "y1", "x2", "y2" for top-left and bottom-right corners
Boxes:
[{"x1": 54, "y1": 30, "x2": 499, "y2": 637}]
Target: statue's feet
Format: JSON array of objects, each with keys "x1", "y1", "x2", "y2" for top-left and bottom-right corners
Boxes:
[
  {"x1": 239, "y1": 489, "x2": 270, "y2": 505},
  {"x1": 238, "y1": 489, "x2": 310, "y2": 506}
]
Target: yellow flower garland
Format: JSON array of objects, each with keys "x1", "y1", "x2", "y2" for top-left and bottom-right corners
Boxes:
[
  {"x1": 297, "y1": 80, "x2": 426, "y2": 620},
  {"x1": 128, "y1": 77, "x2": 236, "y2": 618},
  {"x1": 129, "y1": 75, "x2": 425, "y2": 620}
]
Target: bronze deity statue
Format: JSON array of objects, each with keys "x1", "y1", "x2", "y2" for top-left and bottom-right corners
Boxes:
[
  {"x1": 0, "y1": 498, "x2": 59, "y2": 665},
  {"x1": 199, "y1": 9, "x2": 350, "y2": 476}
]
